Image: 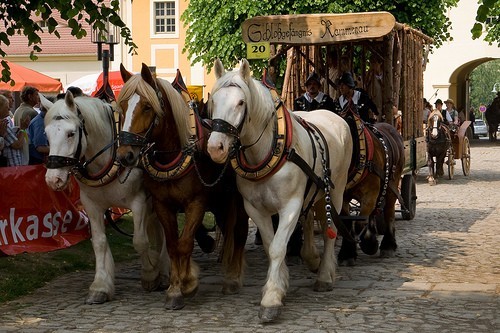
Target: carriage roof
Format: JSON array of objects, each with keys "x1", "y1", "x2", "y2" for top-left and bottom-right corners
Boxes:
[{"x1": 242, "y1": 12, "x2": 433, "y2": 143}]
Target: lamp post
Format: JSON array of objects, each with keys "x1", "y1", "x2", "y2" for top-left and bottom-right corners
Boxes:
[
  {"x1": 492, "y1": 83, "x2": 500, "y2": 94},
  {"x1": 91, "y1": 20, "x2": 120, "y2": 102}
]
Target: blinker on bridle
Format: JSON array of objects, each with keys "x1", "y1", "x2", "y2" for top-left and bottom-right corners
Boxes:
[
  {"x1": 118, "y1": 80, "x2": 163, "y2": 149},
  {"x1": 46, "y1": 106, "x2": 89, "y2": 170}
]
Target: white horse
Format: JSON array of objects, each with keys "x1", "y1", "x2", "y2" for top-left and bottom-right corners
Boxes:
[
  {"x1": 206, "y1": 59, "x2": 353, "y2": 322},
  {"x1": 43, "y1": 92, "x2": 168, "y2": 304}
]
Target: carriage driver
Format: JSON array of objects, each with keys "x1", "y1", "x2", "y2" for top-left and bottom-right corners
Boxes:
[
  {"x1": 334, "y1": 72, "x2": 379, "y2": 123},
  {"x1": 434, "y1": 99, "x2": 453, "y2": 125},
  {"x1": 293, "y1": 72, "x2": 335, "y2": 112}
]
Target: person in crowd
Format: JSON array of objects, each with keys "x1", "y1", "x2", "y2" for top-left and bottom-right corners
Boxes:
[
  {"x1": 57, "y1": 86, "x2": 84, "y2": 100},
  {"x1": 435, "y1": 99, "x2": 452, "y2": 125},
  {"x1": 0, "y1": 89, "x2": 15, "y2": 118},
  {"x1": 0, "y1": 115, "x2": 7, "y2": 165},
  {"x1": 0, "y1": 95, "x2": 24, "y2": 166},
  {"x1": 13, "y1": 86, "x2": 39, "y2": 128},
  {"x1": 293, "y1": 72, "x2": 335, "y2": 112},
  {"x1": 393, "y1": 105, "x2": 402, "y2": 135},
  {"x1": 469, "y1": 107, "x2": 476, "y2": 137},
  {"x1": 444, "y1": 98, "x2": 460, "y2": 125},
  {"x1": 27, "y1": 93, "x2": 49, "y2": 165},
  {"x1": 423, "y1": 98, "x2": 432, "y2": 125},
  {"x1": 334, "y1": 72, "x2": 379, "y2": 123}
]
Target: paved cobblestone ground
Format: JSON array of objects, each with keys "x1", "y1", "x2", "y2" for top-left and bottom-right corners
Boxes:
[{"x1": 1, "y1": 140, "x2": 498, "y2": 333}]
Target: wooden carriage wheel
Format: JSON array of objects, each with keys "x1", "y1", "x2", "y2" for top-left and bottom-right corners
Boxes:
[
  {"x1": 461, "y1": 136, "x2": 471, "y2": 176},
  {"x1": 400, "y1": 174, "x2": 416, "y2": 220}
]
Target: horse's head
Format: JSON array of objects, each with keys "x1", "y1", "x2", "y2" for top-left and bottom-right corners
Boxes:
[
  {"x1": 206, "y1": 59, "x2": 253, "y2": 164},
  {"x1": 45, "y1": 92, "x2": 87, "y2": 191},
  {"x1": 428, "y1": 111, "x2": 443, "y2": 140},
  {"x1": 116, "y1": 63, "x2": 163, "y2": 167}
]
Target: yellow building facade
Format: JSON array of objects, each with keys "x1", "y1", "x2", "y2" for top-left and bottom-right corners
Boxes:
[{"x1": 121, "y1": 0, "x2": 214, "y2": 100}]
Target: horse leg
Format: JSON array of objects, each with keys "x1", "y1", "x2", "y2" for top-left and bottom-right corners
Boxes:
[
  {"x1": 356, "y1": 189, "x2": 379, "y2": 256},
  {"x1": 379, "y1": 191, "x2": 398, "y2": 258},
  {"x1": 132, "y1": 197, "x2": 169, "y2": 292},
  {"x1": 427, "y1": 154, "x2": 436, "y2": 185},
  {"x1": 214, "y1": 193, "x2": 248, "y2": 295},
  {"x1": 175, "y1": 203, "x2": 205, "y2": 298},
  {"x1": 246, "y1": 203, "x2": 293, "y2": 323},
  {"x1": 153, "y1": 203, "x2": 187, "y2": 310},
  {"x1": 337, "y1": 200, "x2": 358, "y2": 266},
  {"x1": 314, "y1": 183, "x2": 344, "y2": 292},
  {"x1": 301, "y1": 208, "x2": 320, "y2": 273},
  {"x1": 313, "y1": 215, "x2": 337, "y2": 292},
  {"x1": 82, "y1": 197, "x2": 114, "y2": 304}
]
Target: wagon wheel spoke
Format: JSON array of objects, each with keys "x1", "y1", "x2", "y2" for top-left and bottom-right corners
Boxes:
[{"x1": 461, "y1": 136, "x2": 471, "y2": 176}]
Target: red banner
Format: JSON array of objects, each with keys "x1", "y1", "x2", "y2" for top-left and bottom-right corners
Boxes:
[{"x1": 0, "y1": 165, "x2": 90, "y2": 255}]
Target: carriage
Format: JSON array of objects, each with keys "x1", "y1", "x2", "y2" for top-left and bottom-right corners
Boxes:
[
  {"x1": 447, "y1": 121, "x2": 472, "y2": 179},
  {"x1": 242, "y1": 11, "x2": 437, "y2": 220}
]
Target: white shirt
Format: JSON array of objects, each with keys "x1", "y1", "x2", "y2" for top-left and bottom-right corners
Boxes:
[{"x1": 304, "y1": 91, "x2": 326, "y2": 104}]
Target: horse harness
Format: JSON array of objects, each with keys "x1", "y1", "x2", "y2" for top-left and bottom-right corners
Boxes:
[
  {"x1": 118, "y1": 71, "x2": 205, "y2": 182},
  {"x1": 46, "y1": 101, "x2": 125, "y2": 187},
  {"x1": 210, "y1": 73, "x2": 341, "y2": 238},
  {"x1": 340, "y1": 105, "x2": 406, "y2": 213}
]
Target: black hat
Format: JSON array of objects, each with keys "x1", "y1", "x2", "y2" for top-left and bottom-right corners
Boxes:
[
  {"x1": 434, "y1": 99, "x2": 443, "y2": 105},
  {"x1": 305, "y1": 72, "x2": 321, "y2": 86},
  {"x1": 339, "y1": 72, "x2": 355, "y2": 88}
]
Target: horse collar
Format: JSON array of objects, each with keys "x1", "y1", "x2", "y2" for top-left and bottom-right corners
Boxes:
[
  {"x1": 140, "y1": 87, "x2": 200, "y2": 181},
  {"x1": 231, "y1": 92, "x2": 292, "y2": 181}
]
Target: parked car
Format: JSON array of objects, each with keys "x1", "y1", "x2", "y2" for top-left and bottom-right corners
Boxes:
[{"x1": 473, "y1": 119, "x2": 488, "y2": 137}]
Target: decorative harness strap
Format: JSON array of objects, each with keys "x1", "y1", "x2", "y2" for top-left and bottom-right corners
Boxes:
[
  {"x1": 230, "y1": 74, "x2": 292, "y2": 181},
  {"x1": 140, "y1": 70, "x2": 200, "y2": 181},
  {"x1": 339, "y1": 101, "x2": 374, "y2": 190}
]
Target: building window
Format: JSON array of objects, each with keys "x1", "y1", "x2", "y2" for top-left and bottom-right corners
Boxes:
[{"x1": 154, "y1": 1, "x2": 176, "y2": 34}]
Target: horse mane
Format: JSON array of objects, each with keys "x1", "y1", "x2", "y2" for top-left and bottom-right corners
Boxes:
[
  {"x1": 118, "y1": 74, "x2": 192, "y2": 146},
  {"x1": 45, "y1": 96, "x2": 113, "y2": 145},
  {"x1": 211, "y1": 69, "x2": 275, "y2": 132},
  {"x1": 428, "y1": 109, "x2": 443, "y2": 123}
]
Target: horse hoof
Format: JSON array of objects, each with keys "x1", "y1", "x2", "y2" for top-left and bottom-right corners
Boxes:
[
  {"x1": 359, "y1": 239, "x2": 379, "y2": 255},
  {"x1": 165, "y1": 294, "x2": 185, "y2": 310},
  {"x1": 85, "y1": 291, "x2": 110, "y2": 304},
  {"x1": 339, "y1": 258, "x2": 356, "y2": 267},
  {"x1": 142, "y1": 273, "x2": 169, "y2": 292},
  {"x1": 380, "y1": 249, "x2": 396, "y2": 258},
  {"x1": 313, "y1": 280, "x2": 334, "y2": 292},
  {"x1": 222, "y1": 280, "x2": 241, "y2": 295},
  {"x1": 259, "y1": 305, "x2": 282, "y2": 323},
  {"x1": 183, "y1": 285, "x2": 199, "y2": 299}
]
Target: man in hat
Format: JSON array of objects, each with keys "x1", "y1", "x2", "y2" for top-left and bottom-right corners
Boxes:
[
  {"x1": 293, "y1": 72, "x2": 335, "y2": 112},
  {"x1": 435, "y1": 99, "x2": 453, "y2": 125},
  {"x1": 444, "y1": 98, "x2": 460, "y2": 125},
  {"x1": 334, "y1": 72, "x2": 379, "y2": 123}
]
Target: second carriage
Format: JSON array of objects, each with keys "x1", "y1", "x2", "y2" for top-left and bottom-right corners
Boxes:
[{"x1": 242, "y1": 11, "x2": 434, "y2": 220}]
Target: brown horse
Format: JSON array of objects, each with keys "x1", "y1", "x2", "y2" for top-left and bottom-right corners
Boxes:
[
  {"x1": 426, "y1": 110, "x2": 452, "y2": 185},
  {"x1": 336, "y1": 109, "x2": 405, "y2": 265},
  {"x1": 116, "y1": 64, "x2": 248, "y2": 310},
  {"x1": 485, "y1": 92, "x2": 500, "y2": 142}
]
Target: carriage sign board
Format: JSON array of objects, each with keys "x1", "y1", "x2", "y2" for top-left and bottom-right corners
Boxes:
[{"x1": 241, "y1": 12, "x2": 396, "y2": 45}]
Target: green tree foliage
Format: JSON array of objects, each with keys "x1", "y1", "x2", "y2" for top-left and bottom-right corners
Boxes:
[
  {"x1": 470, "y1": 60, "x2": 500, "y2": 115},
  {"x1": 182, "y1": 0, "x2": 460, "y2": 72},
  {"x1": 0, "y1": 0, "x2": 137, "y2": 83},
  {"x1": 471, "y1": 0, "x2": 499, "y2": 46}
]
